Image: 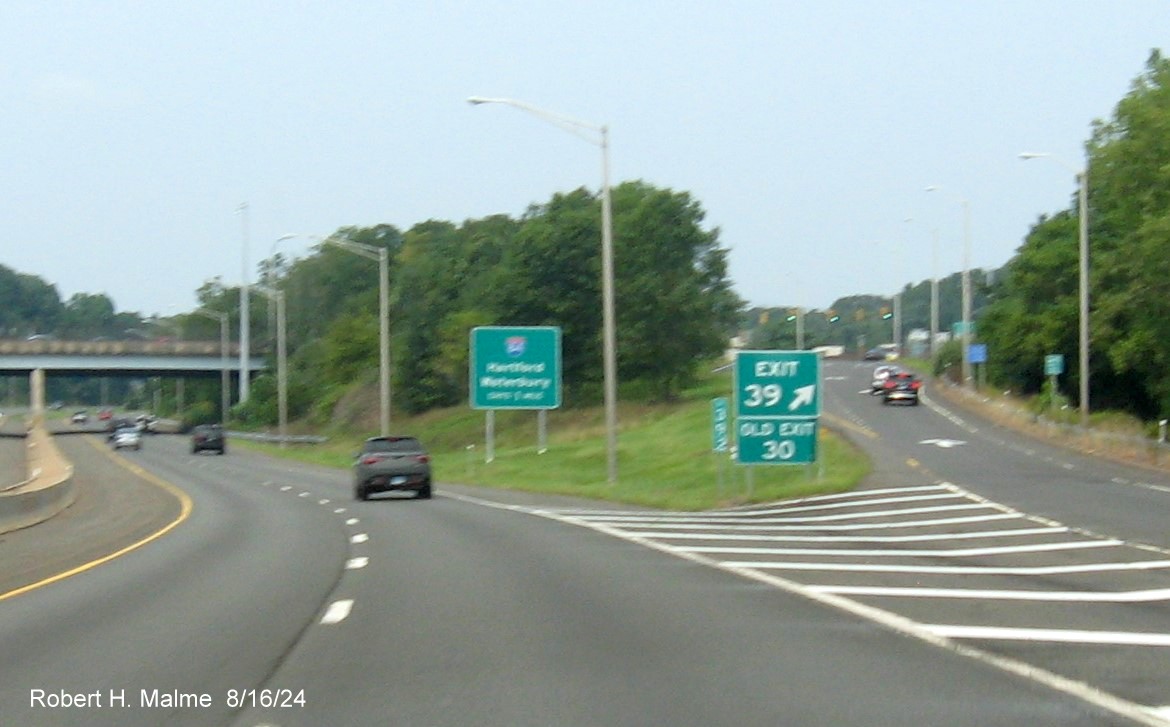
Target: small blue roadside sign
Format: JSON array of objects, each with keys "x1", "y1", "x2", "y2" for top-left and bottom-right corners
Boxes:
[
  {"x1": 968, "y1": 343, "x2": 988, "y2": 365},
  {"x1": 1045, "y1": 354, "x2": 1064, "y2": 376}
]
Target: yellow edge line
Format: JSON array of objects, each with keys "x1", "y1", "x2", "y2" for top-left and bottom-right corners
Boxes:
[
  {"x1": 0, "y1": 436, "x2": 193, "y2": 603},
  {"x1": 822, "y1": 412, "x2": 878, "y2": 440}
]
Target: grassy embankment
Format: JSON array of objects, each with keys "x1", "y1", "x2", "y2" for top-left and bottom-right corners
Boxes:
[{"x1": 244, "y1": 364, "x2": 870, "y2": 511}]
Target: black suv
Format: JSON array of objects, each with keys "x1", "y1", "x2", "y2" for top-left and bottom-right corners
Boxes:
[
  {"x1": 191, "y1": 424, "x2": 226, "y2": 454},
  {"x1": 353, "y1": 436, "x2": 432, "y2": 500}
]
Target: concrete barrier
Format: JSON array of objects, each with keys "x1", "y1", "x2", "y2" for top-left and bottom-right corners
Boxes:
[{"x1": 0, "y1": 426, "x2": 76, "y2": 535}]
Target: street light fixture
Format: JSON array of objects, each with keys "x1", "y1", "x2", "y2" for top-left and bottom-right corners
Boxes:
[
  {"x1": 1020, "y1": 152, "x2": 1090, "y2": 429},
  {"x1": 300, "y1": 233, "x2": 392, "y2": 437},
  {"x1": 926, "y1": 186, "x2": 973, "y2": 389},
  {"x1": 252, "y1": 284, "x2": 287, "y2": 448},
  {"x1": 193, "y1": 309, "x2": 230, "y2": 425},
  {"x1": 468, "y1": 95, "x2": 619, "y2": 484}
]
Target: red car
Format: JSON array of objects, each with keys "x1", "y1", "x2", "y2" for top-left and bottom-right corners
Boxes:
[{"x1": 881, "y1": 371, "x2": 921, "y2": 406}]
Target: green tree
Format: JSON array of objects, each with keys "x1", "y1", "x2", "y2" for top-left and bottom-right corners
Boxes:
[
  {"x1": 611, "y1": 181, "x2": 741, "y2": 399},
  {"x1": 58, "y1": 293, "x2": 117, "y2": 339},
  {"x1": 1089, "y1": 50, "x2": 1170, "y2": 417},
  {"x1": 978, "y1": 50, "x2": 1170, "y2": 419},
  {"x1": 0, "y1": 265, "x2": 61, "y2": 337}
]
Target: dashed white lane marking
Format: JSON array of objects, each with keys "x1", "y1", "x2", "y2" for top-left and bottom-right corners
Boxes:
[
  {"x1": 333, "y1": 508, "x2": 346, "y2": 514},
  {"x1": 926, "y1": 625, "x2": 1170, "y2": 647},
  {"x1": 318, "y1": 499, "x2": 330, "y2": 505},
  {"x1": 298, "y1": 491, "x2": 310, "y2": 497},
  {"x1": 279, "y1": 485, "x2": 292, "y2": 492},
  {"x1": 346, "y1": 557, "x2": 369, "y2": 570},
  {"x1": 350, "y1": 533, "x2": 369, "y2": 544},
  {"x1": 320, "y1": 600, "x2": 353, "y2": 624},
  {"x1": 346, "y1": 518, "x2": 359, "y2": 526}
]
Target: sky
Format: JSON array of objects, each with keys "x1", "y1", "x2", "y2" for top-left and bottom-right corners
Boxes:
[{"x1": 1, "y1": 1, "x2": 1166, "y2": 318}]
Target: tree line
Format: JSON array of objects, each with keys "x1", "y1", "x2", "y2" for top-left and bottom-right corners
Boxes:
[
  {"x1": 6, "y1": 50, "x2": 1167, "y2": 428},
  {"x1": 979, "y1": 50, "x2": 1170, "y2": 421},
  {"x1": 184, "y1": 180, "x2": 743, "y2": 426}
]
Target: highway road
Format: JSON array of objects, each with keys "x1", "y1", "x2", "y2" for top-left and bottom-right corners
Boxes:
[{"x1": 1, "y1": 367, "x2": 1168, "y2": 724}]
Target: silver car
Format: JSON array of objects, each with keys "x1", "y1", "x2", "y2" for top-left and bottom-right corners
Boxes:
[{"x1": 112, "y1": 426, "x2": 142, "y2": 451}]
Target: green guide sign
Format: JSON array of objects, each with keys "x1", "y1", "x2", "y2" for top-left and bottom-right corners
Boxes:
[
  {"x1": 733, "y1": 350, "x2": 821, "y2": 465},
  {"x1": 470, "y1": 326, "x2": 561, "y2": 410}
]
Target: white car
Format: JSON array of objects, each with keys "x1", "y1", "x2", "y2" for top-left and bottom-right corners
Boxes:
[
  {"x1": 112, "y1": 427, "x2": 142, "y2": 451},
  {"x1": 871, "y1": 365, "x2": 899, "y2": 395}
]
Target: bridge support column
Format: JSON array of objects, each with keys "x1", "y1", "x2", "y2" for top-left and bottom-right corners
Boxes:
[{"x1": 29, "y1": 368, "x2": 45, "y2": 429}]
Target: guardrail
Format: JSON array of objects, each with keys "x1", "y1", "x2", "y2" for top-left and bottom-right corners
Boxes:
[
  {"x1": 0, "y1": 339, "x2": 246, "y2": 356},
  {"x1": 227, "y1": 430, "x2": 328, "y2": 445}
]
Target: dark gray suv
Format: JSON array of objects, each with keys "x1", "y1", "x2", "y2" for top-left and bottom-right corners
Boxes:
[
  {"x1": 353, "y1": 436, "x2": 432, "y2": 500},
  {"x1": 191, "y1": 424, "x2": 226, "y2": 454}
]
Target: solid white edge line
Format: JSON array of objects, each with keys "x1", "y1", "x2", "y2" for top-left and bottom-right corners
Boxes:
[
  {"x1": 320, "y1": 600, "x2": 353, "y2": 624},
  {"x1": 442, "y1": 490, "x2": 1168, "y2": 727}
]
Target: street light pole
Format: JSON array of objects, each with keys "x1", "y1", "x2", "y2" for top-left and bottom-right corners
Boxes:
[
  {"x1": 926, "y1": 186, "x2": 973, "y2": 388},
  {"x1": 931, "y1": 228, "x2": 940, "y2": 359},
  {"x1": 1020, "y1": 152, "x2": 1090, "y2": 429},
  {"x1": 305, "y1": 233, "x2": 392, "y2": 436},
  {"x1": 468, "y1": 95, "x2": 619, "y2": 483},
  {"x1": 253, "y1": 285, "x2": 287, "y2": 447},
  {"x1": 237, "y1": 203, "x2": 251, "y2": 404}
]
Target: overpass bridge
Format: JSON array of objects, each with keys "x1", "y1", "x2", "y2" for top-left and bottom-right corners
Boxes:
[
  {"x1": 1, "y1": 339, "x2": 268, "y2": 418},
  {"x1": 0, "y1": 339, "x2": 266, "y2": 378}
]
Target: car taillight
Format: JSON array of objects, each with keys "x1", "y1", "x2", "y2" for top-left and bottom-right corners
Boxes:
[
  {"x1": 416, "y1": 454, "x2": 431, "y2": 464},
  {"x1": 911, "y1": 381, "x2": 921, "y2": 390},
  {"x1": 883, "y1": 380, "x2": 896, "y2": 389},
  {"x1": 361, "y1": 456, "x2": 382, "y2": 465}
]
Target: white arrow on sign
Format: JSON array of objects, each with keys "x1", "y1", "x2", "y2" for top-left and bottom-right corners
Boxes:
[
  {"x1": 919, "y1": 438, "x2": 967, "y2": 448},
  {"x1": 788, "y1": 385, "x2": 816, "y2": 411}
]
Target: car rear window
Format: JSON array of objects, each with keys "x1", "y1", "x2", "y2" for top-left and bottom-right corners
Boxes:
[{"x1": 364, "y1": 437, "x2": 423, "y2": 453}]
